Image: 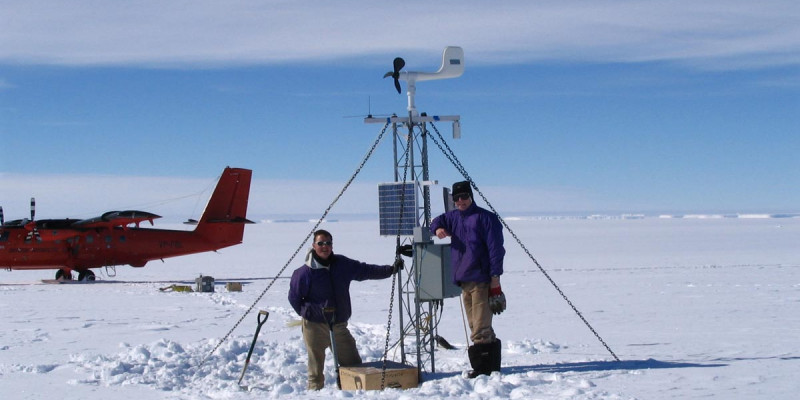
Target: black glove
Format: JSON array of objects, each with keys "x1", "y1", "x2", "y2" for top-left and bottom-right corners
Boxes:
[
  {"x1": 392, "y1": 258, "x2": 405, "y2": 274},
  {"x1": 489, "y1": 285, "x2": 506, "y2": 315},
  {"x1": 396, "y1": 244, "x2": 413, "y2": 257}
]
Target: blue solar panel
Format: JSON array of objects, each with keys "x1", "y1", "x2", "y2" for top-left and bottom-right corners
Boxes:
[{"x1": 378, "y1": 183, "x2": 416, "y2": 236}]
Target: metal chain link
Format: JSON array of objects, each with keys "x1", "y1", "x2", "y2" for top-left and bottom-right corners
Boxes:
[
  {"x1": 428, "y1": 123, "x2": 620, "y2": 362},
  {"x1": 197, "y1": 121, "x2": 392, "y2": 369},
  {"x1": 381, "y1": 122, "x2": 414, "y2": 389}
]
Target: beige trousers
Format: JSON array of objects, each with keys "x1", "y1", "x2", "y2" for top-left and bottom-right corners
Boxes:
[
  {"x1": 302, "y1": 319, "x2": 361, "y2": 390},
  {"x1": 461, "y1": 281, "x2": 496, "y2": 344}
]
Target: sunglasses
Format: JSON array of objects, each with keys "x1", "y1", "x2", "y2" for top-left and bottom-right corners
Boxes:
[
  {"x1": 316, "y1": 241, "x2": 333, "y2": 247},
  {"x1": 452, "y1": 193, "x2": 471, "y2": 201}
]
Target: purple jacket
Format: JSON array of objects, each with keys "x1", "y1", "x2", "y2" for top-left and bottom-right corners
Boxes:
[
  {"x1": 430, "y1": 202, "x2": 505, "y2": 285},
  {"x1": 288, "y1": 252, "x2": 393, "y2": 324}
]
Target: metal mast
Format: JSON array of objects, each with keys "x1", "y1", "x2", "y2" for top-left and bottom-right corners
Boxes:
[{"x1": 366, "y1": 46, "x2": 464, "y2": 373}]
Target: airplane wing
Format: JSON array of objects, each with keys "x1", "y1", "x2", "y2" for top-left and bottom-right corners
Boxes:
[
  {"x1": 72, "y1": 211, "x2": 161, "y2": 229},
  {"x1": 1, "y1": 218, "x2": 83, "y2": 241}
]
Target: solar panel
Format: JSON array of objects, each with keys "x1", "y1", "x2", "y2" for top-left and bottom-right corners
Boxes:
[{"x1": 378, "y1": 182, "x2": 416, "y2": 236}]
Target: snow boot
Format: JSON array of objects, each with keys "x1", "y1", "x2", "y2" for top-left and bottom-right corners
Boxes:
[
  {"x1": 489, "y1": 338, "x2": 502, "y2": 373},
  {"x1": 467, "y1": 343, "x2": 489, "y2": 378},
  {"x1": 467, "y1": 339, "x2": 502, "y2": 378}
]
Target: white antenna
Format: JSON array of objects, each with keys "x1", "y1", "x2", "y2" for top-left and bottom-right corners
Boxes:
[{"x1": 384, "y1": 46, "x2": 464, "y2": 115}]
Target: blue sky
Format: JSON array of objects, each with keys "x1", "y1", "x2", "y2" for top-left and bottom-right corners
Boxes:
[{"x1": 1, "y1": 1, "x2": 798, "y2": 219}]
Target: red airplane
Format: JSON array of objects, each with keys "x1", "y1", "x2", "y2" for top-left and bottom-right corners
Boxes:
[{"x1": 0, "y1": 167, "x2": 253, "y2": 281}]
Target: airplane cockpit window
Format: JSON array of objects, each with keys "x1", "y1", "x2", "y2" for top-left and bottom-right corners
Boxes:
[{"x1": 0, "y1": 231, "x2": 8, "y2": 242}]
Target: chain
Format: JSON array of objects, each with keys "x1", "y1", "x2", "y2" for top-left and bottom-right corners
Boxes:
[
  {"x1": 428, "y1": 123, "x2": 620, "y2": 362},
  {"x1": 381, "y1": 121, "x2": 414, "y2": 389},
  {"x1": 197, "y1": 121, "x2": 391, "y2": 369}
]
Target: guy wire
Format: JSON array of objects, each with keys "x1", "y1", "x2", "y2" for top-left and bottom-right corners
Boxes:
[
  {"x1": 196, "y1": 121, "x2": 391, "y2": 370},
  {"x1": 428, "y1": 122, "x2": 620, "y2": 362}
]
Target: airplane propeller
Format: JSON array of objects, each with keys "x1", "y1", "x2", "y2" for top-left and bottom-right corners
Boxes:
[
  {"x1": 0, "y1": 205, "x2": 4, "y2": 225},
  {"x1": 383, "y1": 57, "x2": 406, "y2": 94},
  {"x1": 26, "y1": 197, "x2": 40, "y2": 241}
]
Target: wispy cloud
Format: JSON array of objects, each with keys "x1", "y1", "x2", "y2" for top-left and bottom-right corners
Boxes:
[
  {"x1": 0, "y1": 172, "x2": 388, "y2": 221},
  {"x1": 0, "y1": 173, "x2": 620, "y2": 220},
  {"x1": 1, "y1": 1, "x2": 797, "y2": 69},
  {"x1": 0, "y1": 78, "x2": 14, "y2": 90}
]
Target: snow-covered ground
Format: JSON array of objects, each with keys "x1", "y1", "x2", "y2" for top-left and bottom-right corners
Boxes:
[{"x1": 2, "y1": 216, "x2": 799, "y2": 399}]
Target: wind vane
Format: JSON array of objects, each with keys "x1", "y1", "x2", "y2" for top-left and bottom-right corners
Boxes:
[{"x1": 384, "y1": 46, "x2": 465, "y2": 116}]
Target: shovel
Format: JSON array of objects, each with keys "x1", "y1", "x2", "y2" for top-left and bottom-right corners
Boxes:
[
  {"x1": 323, "y1": 307, "x2": 342, "y2": 389},
  {"x1": 238, "y1": 310, "x2": 270, "y2": 389}
]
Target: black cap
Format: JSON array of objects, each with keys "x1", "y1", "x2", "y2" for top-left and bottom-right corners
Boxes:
[{"x1": 452, "y1": 181, "x2": 472, "y2": 197}]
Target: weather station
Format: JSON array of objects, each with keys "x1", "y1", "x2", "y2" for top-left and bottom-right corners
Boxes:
[
  {"x1": 366, "y1": 46, "x2": 465, "y2": 374},
  {"x1": 215, "y1": 46, "x2": 618, "y2": 391}
]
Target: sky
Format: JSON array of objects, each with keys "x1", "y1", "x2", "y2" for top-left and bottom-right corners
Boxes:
[{"x1": 1, "y1": 0, "x2": 799, "y2": 219}]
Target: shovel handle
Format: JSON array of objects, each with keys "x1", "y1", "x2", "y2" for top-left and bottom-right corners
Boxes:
[
  {"x1": 257, "y1": 310, "x2": 269, "y2": 326},
  {"x1": 238, "y1": 310, "x2": 270, "y2": 387},
  {"x1": 322, "y1": 307, "x2": 336, "y2": 326}
]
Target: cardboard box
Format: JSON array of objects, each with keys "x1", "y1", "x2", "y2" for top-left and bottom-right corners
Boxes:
[
  {"x1": 339, "y1": 360, "x2": 419, "y2": 390},
  {"x1": 225, "y1": 282, "x2": 242, "y2": 292}
]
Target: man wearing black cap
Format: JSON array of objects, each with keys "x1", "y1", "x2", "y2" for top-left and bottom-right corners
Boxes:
[{"x1": 430, "y1": 180, "x2": 506, "y2": 378}]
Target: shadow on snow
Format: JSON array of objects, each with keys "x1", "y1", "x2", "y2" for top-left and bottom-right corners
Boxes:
[{"x1": 423, "y1": 358, "x2": 726, "y2": 380}]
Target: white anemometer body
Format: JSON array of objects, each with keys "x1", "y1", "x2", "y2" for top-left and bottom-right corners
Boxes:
[{"x1": 398, "y1": 46, "x2": 464, "y2": 115}]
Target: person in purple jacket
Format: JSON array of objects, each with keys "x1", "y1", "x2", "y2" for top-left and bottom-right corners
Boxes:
[
  {"x1": 288, "y1": 229, "x2": 403, "y2": 390},
  {"x1": 431, "y1": 180, "x2": 507, "y2": 378}
]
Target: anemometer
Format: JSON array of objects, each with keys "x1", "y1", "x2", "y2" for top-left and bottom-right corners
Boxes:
[
  {"x1": 384, "y1": 46, "x2": 465, "y2": 116},
  {"x1": 367, "y1": 46, "x2": 464, "y2": 140}
]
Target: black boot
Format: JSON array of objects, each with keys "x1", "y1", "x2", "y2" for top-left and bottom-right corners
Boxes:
[
  {"x1": 467, "y1": 339, "x2": 502, "y2": 378},
  {"x1": 467, "y1": 342, "x2": 492, "y2": 378},
  {"x1": 489, "y1": 339, "x2": 502, "y2": 373}
]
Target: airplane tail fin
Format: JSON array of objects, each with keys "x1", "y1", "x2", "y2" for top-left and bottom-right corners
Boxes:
[{"x1": 194, "y1": 167, "x2": 254, "y2": 248}]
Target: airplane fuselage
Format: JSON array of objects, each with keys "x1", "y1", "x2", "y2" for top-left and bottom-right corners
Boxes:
[
  {"x1": 0, "y1": 225, "x2": 237, "y2": 270},
  {"x1": 0, "y1": 167, "x2": 252, "y2": 279}
]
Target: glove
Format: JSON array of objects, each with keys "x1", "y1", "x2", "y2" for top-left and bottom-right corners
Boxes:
[
  {"x1": 392, "y1": 258, "x2": 405, "y2": 274},
  {"x1": 489, "y1": 285, "x2": 506, "y2": 315},
  {"x1": 396, "y1": 244, "x2": 413, "y2": 257}
]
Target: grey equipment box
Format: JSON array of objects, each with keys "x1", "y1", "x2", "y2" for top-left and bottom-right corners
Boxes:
[
  {"x1": 195, "y1": 275, "x2": 215, "y2": 292},
  {"x1": 415, "y1": 243, "x2": 461, "y2": 301}
]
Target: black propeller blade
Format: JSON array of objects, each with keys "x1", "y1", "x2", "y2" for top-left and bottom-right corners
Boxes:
[
  {"x1": 383, "y1": 57, "x2": 405, "y2": 94},
  {"x1": 0, "y1": 206, "x2": 4, "y2": 225},
  {"x1": 26, "y1": 197, "x2": 40, "y2": 241}
]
